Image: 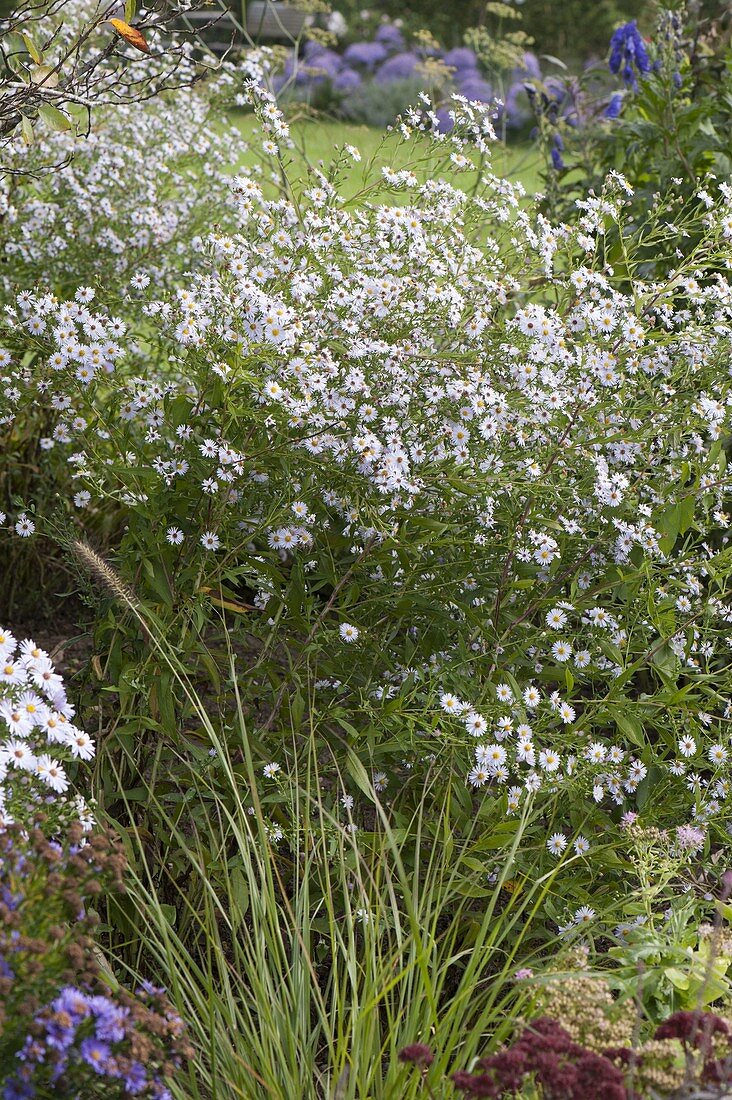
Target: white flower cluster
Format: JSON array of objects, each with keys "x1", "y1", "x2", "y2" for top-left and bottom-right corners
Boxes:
[
  {"x1": 0, "y1": 629, "x2": 94, "y2": 830},
  {"x1": 4, "y1": 75, "x2": 732, "y2": 859},
  {"x1": 441, "y1": 675, "x2": 732, "y2": 830},
  {"x1": 0, "y1": 39, "x2": 241, "y2": 295}
]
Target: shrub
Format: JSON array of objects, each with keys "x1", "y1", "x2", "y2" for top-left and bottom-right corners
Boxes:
[
  {"x1": 3, "y1": 77, "x2": 732, "y2": 923},
  {"x1": 270, "y1": 17, "x2": 539, "y2": 130},
  {"x1": 0, "y1": 32, "x2": 243, "y2": 619},
  {"x1": 0, "y1": 71, "x2": 241, "y2": 300},
  {"x1": 4, "y1": 22, "x2": 732, "y2": 1093}
]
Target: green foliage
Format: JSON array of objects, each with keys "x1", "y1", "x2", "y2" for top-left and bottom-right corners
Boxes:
[
  {"x1": 98, "y1": 613, "x2": 578, "y2": 1097},
  {"x1": 535, "y1": 4, "x2": 732, "y2": 230}
]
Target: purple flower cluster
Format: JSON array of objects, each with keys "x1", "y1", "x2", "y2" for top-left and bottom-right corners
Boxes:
[
  {"x1": 272, "y1": 21, "x2": 541, "y2": 131},
  {"x1": 608, "y1": 20, "x2": 651, "y2": 92},
  {"x1": 3, "y1": 984, "x2": 186, "y2": 1099}
]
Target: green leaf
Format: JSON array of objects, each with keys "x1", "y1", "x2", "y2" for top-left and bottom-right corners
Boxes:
[
  {"x1": 21, "y1": 32, "x2": 43, "y2": 63},
  {"x1": 346, "y1": 750, "x2": 374, "y2": 801},
  {"x1": 635, "y1": 765, "x2": 663, "y2": 811},
  {"x1": 159, "y1": 903, "x2": 177, "y2": 927},
  {"x1": 678, "y1": 495, "x2": 695, "y2": 535},
  {"x1": 664, "y1": 967, "x2": 690, "y2": 991},
  {"x1": 37, "y1": 103, "x2": 71, "y2": 131},
  {"x1": 20, "y1": 115, "x2": 34, "y2": 144},
  {"x1": 615, "y1": 712, "x2": 644, "y2": 749},
  {"x1": 125, "y1": 0, "x2": 137, "y2": 21}
]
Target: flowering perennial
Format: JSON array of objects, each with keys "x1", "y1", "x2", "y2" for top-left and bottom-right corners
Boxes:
[
  {"x1": 0, "y1": 631, "x2": 93, "y2": 830},
  {"x1": 3, "y1": 70, "x2": 732, "y2": 915}
]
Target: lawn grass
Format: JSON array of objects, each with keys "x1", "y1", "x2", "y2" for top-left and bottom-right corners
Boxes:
[{"x1": 225, "y1": 110, "x2": 544, "y2": 197}]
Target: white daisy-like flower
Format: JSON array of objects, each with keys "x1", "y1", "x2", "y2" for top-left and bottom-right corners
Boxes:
[
  {"x1": 546, "y1": 608, "x2": 567, "y2": 630},
  {"x1": 546, "y1": 833, "x2": 568, "y2": 856},
  {"x1": 551, "y1": 640, "x2": 572, "y2": 662},
  {"x1": 679, "y1": 735, "x2": 697, "y2": 758}
]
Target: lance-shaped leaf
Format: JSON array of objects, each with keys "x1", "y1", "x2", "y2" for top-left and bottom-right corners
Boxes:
[{"x1": 109, "y1": 18, "x2": 150, "y2": 53}]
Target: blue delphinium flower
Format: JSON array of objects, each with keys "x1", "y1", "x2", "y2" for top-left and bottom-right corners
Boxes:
[
  {"x1": 609, "y1": 21, "x2": 651, "y2": 92},
  {"x1": 604, "y1": 92, "x2": 624, "y2": 119},
  {"x1": 550, "y1": 131, "x2": 565, "y2": 171}
]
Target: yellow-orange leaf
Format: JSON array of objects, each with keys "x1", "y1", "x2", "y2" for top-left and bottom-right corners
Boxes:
[
  {"x1": 109, "y1": 18, "x2": 149, "y2": 53},
  {"x1": 199, "y1": 587, "x2": 254, "y2": 615}
]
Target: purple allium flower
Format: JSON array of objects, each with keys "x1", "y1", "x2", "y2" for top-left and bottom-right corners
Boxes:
[
  {"x1": 609, "y1": 21, "x2": 651, "y2": 92},
  {"x1": 374, "y1": 23, "x2": 405, "y2": 52},
  {"x1": 503, "y1": 82, "x2": 532, "y2": 128},
  {"x1": 303, "y1": 49, "x2": 343, "y2": 83},
  {"x1": 435, "y1": 106, "x2": 454, "y2": 134},
  {"x1": 343, "y1": 41, "x2": 388, "y2": 69},
  {"x1": 443, "y1": 47, "x2": 479, "y2": 73},
  {"x1": 518, "y1": 51, "x2": 541, "y2": 80},
  {"x1": 374, "y1": 52, "x2": 420, "y2": 84},
  {"x1": 333, "y1": 68, "x2": 363, "y2": 93},
  {"x1": 302, "y1": 39, "x2": 324, "y2": 60},
  {"x1": 457, "y1": 76, "x2": 493, "y2": 104}
]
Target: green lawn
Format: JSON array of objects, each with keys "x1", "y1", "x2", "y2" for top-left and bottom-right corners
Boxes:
[{"x1": 225, "y1": 111, "x2": 543, "y2": 197}]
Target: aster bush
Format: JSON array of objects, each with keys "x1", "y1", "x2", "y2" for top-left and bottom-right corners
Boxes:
[
  {"x1": 4, "y1": 72, "x2": 732, "y2": 925},
  {"x1": 0, "y1": 0, "x2": 207, "y2": 150},
  {"x1": 0, "y1": 10, "x2": 245, "y2": 616},
  {"x1": 0, "y1": 69, "x2": 242, "y2": 299}
]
